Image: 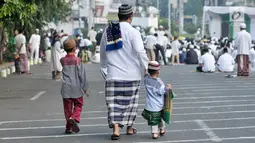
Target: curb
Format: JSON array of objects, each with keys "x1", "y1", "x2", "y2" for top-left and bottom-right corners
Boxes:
[{"x1": 0, "y1": 59, "x2": 42, "y2": 78}]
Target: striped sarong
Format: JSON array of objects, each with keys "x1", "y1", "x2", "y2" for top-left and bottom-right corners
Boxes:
[
  {"x1": 105, "y1": 80, "x2": 140, "y2": 128},
  {"x1": 237, "y1": 55, "x2": 249, "y2": 76},
  {"x1": 19, "y1": 53, "x2": 28, "y2": 72}
]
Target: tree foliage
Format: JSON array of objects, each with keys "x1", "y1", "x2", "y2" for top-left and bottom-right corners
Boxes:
[{"x1": 0, "y1": 0, "x2": 72, "y2": 63}]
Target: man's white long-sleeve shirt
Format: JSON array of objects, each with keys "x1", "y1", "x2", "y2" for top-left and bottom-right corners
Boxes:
[
  {"x1": 100, "y1": 22, "x2": 149, "y2": 81},
  {"x1": 29, "y1": 34, "x2": 41, "y2": 48},
  {"x1": 235, "y1": 30, "x2": 252, "y2": 55}
]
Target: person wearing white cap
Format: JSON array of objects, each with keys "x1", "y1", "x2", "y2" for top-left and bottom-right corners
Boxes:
[
  {"x1": 141, "y1": 61, "x2": 172, "y2": 139},
  {"x1": 29, "y1": 28, "x2": 41, "y2": 64},
  {"x1": 100, "y1": 4, "x2": 149, "y2": 140},
  {"x1": 234, "y1": 23, "x2": 252, "y2": 76}
]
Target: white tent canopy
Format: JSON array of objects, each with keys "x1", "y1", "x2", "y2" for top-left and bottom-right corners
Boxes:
[{"x1": 202, "y1": 6, "x2": 255, "y2": 37}]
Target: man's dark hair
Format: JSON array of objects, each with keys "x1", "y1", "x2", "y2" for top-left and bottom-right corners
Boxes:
[
  {"x1": 61, "y1": 30, "x2": 64, "y2": 33},
  {"x1": 154, "y1": 33, "x2": 158, "y2": 37},
  {"x1": 223, "y1": 48, "x2": 228, "y2": 53},
  {"x1": 118, "y1": 13, "x2": 133, "y2": 21},
  {"x1": 174, "y1": 36, "x2": 178, "y2": 40},
  {"x1": 64, "y1": 48, "x2": 74, "y2": 53},
  {"x1": 148, "y1": 69, "x2": 158, "y2": 76},
  {"x1": 18, "y1": 29, "x2": 24, "y2": 34},
  {"x1": 203, "y1": 48, "x2": 209, "y2": 53}
]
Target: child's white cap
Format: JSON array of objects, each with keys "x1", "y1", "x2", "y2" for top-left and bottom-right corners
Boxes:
[{"x1": 148, "y1": 61, "x2": 160, "y2": 70}]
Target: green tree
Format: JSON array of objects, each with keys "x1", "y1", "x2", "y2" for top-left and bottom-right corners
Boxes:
[{"x1": 0, "y1": 0, "x2": 72, "y2": 63}]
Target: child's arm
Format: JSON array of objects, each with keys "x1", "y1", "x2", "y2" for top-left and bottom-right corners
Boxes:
[{"x1": 78, "y1": 63, "x2": 89, "y2": 95}]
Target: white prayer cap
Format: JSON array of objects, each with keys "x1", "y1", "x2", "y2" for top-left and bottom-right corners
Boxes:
[
  {"x1": 211, "y1": 41, "x2": 215, "y2": 44},
  {"x1": 148, "y1": 61, "x2": 160, "y2": 70},
  {"x1": 159, "y1": 25, "x2": 163, "y2": 29},
  {"x1": 36, "y1": 29, "x2": 39, "y2": 33},
  {"x1": 136, "y1": 26, "x2": 141, "y2": 31},
  {"x1": 190, "y1": 45, "x2": 194, "y2": 49},
  {"x1": 100, "y1": 29, "x2": 103, "y2": 32},
  {"x1": 182, "y1": 48, "x2": 186, "y2": 52},
  {"x1": 240, "y1": 23, "x2": 246, "y2": 29}
]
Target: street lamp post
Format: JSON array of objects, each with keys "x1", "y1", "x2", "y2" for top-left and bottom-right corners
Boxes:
[{"x1": 168, "y1": 0, "x2": 171, "y2": 36}]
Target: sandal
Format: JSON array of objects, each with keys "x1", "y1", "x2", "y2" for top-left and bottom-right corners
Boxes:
[
  {"x1": 111, "y1": 134, "x2": 120, "y2": 140},
  {"x1": 160, "y1": 130, "x2": 166, "y2": 136},
  {"x1": 126, "y1": 126, "x2": 137, "y2": 135},
  {"x1": 152, "y1": 133, "x2": 160, "y2": 139}
]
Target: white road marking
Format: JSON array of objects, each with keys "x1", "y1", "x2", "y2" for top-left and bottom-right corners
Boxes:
[
  {"x1": 2, "y1": 126, "x2": 255, "y2": 140},
  {"x1": 195, "y1": 120, "x2": 222, "y2": 142},
  {"x1": 175, "y1": 94, "x2": 255, "y2": 99},
  {"x1": 29, "y1": 91, "x2": 46, "y2": 100},
  {"x1": 2, "y1": 115, "x2": 255, "y2": 126},
  {"x1": 133, "y1": 136, "x2": 255, "y2": 143},
  {"x1": 193, "y1": 88, "x2": 255, "y2": 92},
  {"x1": 98, "y1": 99, "x2": 255, "y2": 107}
]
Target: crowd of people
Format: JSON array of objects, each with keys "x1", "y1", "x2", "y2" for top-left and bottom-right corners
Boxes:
[
  {"x1": 143, "y1": 23, "x2": 254, "y2": 76},
  {"x1": 12, "y1": 26, "x2": 104, "y2": 80}
]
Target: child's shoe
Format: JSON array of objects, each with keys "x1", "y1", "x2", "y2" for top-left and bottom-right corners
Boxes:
[
  {"x1": 68, "y1": 118, "x2": 80, "y2": 133},
  {"x1": 65, "y1": 129, "x2": 72, "y2": 134}
]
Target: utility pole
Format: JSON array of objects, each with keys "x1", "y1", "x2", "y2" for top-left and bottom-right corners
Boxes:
[
  {"x1": 168, "y1": 0, "x2": 171, "y2": 36},
  {"x1": 179, "y1": 0, "x2": 184, "y2": 34},
  {"x1": 78, "y1": 0, "x2": 81, "y2": 33},
  {"x1": 157, "y1": 0, "x2": 159, "y2": 17},
  {"x1": 88, "y1": 0, "x2": 95, "y2": 31}
]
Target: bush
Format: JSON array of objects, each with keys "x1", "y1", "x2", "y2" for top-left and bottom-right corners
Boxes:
[{"x1": 184, "y1": 23, "x2": 198, "y2": 34}]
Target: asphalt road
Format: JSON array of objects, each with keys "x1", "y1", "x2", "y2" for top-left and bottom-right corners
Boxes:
[{"x1": 1, "y1": 63, "x2": 255, "y2": 143}]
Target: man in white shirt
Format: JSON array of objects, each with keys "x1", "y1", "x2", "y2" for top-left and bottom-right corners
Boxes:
[
  {"x1": 29, "y1": 29, "x2": 41, "y2": 64},
  {"x1": 145, "y1": 33, "x2": 157, "y2": 61},
  {"x1": 171, "y1": 36, "x2": 181, "y2": 65},
  {"x1": 217, "y1": 48, "x2": 235, "y2": 72},
  {"x1": 249, "y1": 46, "x2": 255, "y2": 71},
  {"x1": 196, "y1": 48, "x2": 216, "y2": 72},
  {"x1": 87, "y1": 27, "x2": 97, "y2": 55},
  {"x1": 100, "y1": 4, "x2": 149, "y2": 140},
  {"x1": 15, "y1": 29, "x2": 30, "y2": 74},
  {"x1": 155, "y1": 28, "x2": 167, "y2": 65},
  {"x1": 234, "y1": 23, "x2": 252, "y2": 76}
]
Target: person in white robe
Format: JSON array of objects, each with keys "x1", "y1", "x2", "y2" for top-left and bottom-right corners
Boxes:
[
  {"x1": 249, "y1": 46, "x2": 255, "y2": 71},
  {"x1": 217, "y1": 48, "x2": 235, "y2": 72},
  {"x1": 50, "y1": 35, "x2": 64, "y2": 80},
  {"x1": 29, "y1": 29, "x2": 41, "y2": 64},
  {"x1": 234, "y1": 23, "x2": 252, "y2": 76}
]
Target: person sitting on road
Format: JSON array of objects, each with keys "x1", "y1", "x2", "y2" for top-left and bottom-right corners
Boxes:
[
  {"x1": 217, "y1": 48, "x2": 235, "y2": 73},
  {"x1": 196, "y1": 48, "x2": 216, "y2": 73},
  {"x1": 185, "y1": 45, "x2": 198, "y2": 64}
]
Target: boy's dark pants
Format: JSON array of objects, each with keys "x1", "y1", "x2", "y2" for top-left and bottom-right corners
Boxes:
[
  {"x1": 14, "y1": 58, "x2": 20, "y2": 74},
  {"x1": 63, "y1": 97, "x2": 84, "y2": 130}
]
